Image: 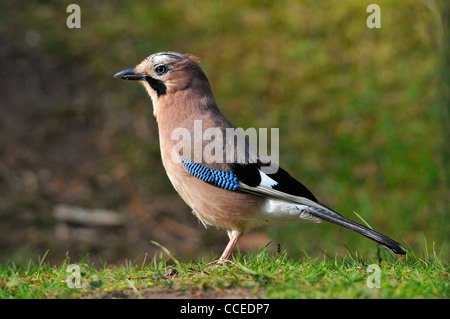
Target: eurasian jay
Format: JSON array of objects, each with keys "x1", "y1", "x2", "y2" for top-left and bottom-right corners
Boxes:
[{"x1": 115, "y1": 51, "x2": 406, "y2": 261}]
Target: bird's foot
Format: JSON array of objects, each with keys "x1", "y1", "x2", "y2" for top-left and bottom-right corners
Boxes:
[{"x1": 206, "y1": 258, "x2": 235, "y2": 267}]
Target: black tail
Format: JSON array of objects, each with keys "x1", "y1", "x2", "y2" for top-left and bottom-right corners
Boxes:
[
  {"x1": 307, "y1": 205, "x2": 406, "y2": 255},
  {"x1": 236, "y1": 182, "x2": 406, "y2": 254}
]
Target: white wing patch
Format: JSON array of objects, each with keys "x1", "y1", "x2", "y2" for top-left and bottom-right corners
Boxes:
[{"x1": 258, "y1": 169, "x2": 278, "y2": 188}]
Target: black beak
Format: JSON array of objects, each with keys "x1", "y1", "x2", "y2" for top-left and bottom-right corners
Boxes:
[{"x1": 114, "y1": 67, "x2": 147, "y2": 80}]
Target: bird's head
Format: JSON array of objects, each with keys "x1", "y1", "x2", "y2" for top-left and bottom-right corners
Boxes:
[{"x1": 114, "y1": 51, "x2": 213, "y2": 117}]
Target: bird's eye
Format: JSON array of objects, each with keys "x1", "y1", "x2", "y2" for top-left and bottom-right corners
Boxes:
[{"x1": 155, "y1": 65, "x2": 168, "y2": 76}]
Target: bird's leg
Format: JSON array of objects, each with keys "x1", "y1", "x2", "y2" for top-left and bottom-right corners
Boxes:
[{"x1": 217, "y1": 230, "x2": 241, "y2": 263}]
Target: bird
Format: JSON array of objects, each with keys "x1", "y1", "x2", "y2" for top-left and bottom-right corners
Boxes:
[{"x1": 114, "y1": 51, "x2": 406, "y2": 261}]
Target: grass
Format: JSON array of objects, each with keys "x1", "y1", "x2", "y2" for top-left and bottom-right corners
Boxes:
[{"x1": 1, "y1": 245, "x2": 448, "y2": 299}]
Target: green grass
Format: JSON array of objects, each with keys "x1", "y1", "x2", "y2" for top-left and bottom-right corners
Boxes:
[{"x1": 1, "y1": 245, "x2": 448, "y2": 299}]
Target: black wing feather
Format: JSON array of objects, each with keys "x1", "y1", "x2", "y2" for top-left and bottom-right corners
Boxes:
[
  {"x1": 267, "y1": 166, "x2": 318, "y2": 202},
  {"x1": 231, "y1": 162, "x2": 318, "y2": 202},
  {"x1": 231, "y1": 163, "x2": 261, "y2": 187}
]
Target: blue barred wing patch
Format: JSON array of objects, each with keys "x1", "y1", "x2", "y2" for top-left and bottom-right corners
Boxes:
[{"x1": 181, "y1": 157, "x2": 239, "y2": 191}]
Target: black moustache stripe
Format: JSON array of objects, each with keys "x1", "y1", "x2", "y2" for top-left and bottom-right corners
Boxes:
[{"x1": 146, "y1": 76, "x2": 167, "y2": 96}]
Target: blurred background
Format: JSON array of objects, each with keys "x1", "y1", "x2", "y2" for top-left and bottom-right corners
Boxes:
[{"x1": 0, "y1": 0, "x2": 448, "y2": 265}]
